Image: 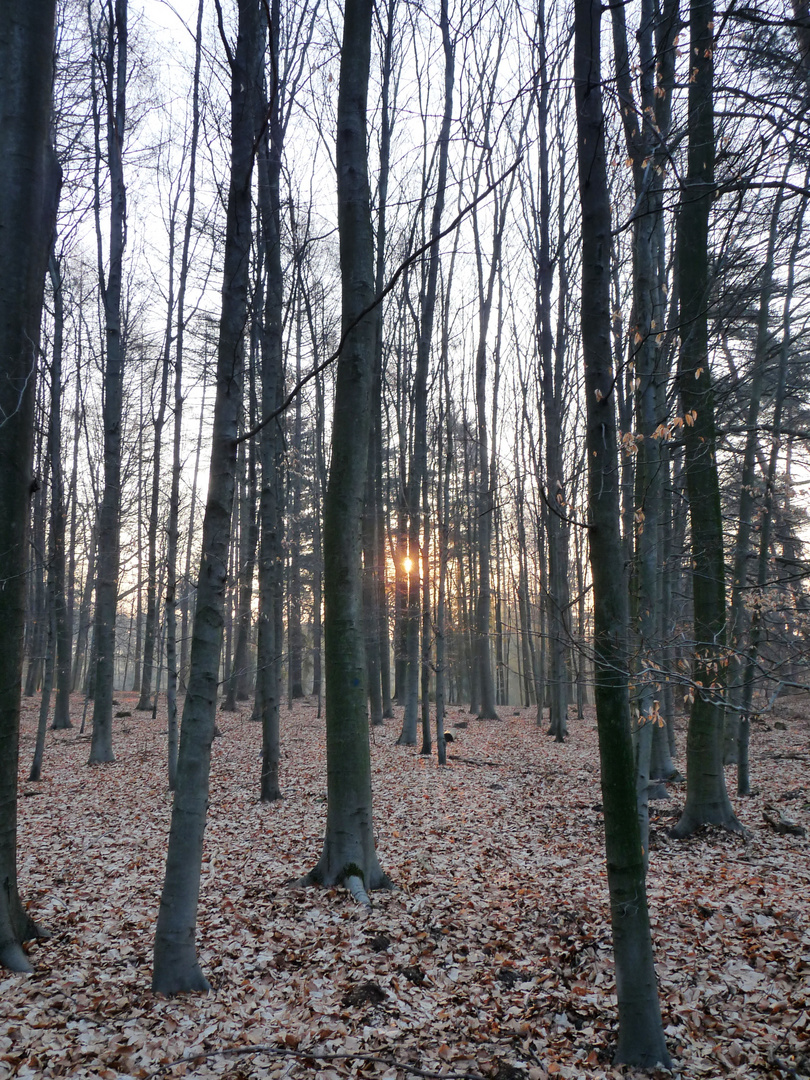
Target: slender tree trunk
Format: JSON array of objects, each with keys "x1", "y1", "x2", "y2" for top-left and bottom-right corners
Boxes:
[
  {"x1": 312, "y1": 370, "x2": 325, "y2": 713},
  {"x1": 223, "y1": 421, "x2": 258, "y2": 712},
  {"x1": 25, "y1": 464, "x2": 47, "y2": 698},
  {"x1": 369, "y1": 26, "x2": 395, "y2": 721},
  {"x1": 574, "y1": 0, "x2": 670, "y2": 1062},
  {"x1": 738, "y1": 174, "x2": 806, "y2": 795},
  {"x1": 89, "y1": 0, "x2": 127, "y2": 764},
  {"x1": 287, "y1": 312, "x2": 305, "y2": 701},
  {"x1": 72, "y1": 522, "x2": 97, "y2": 693},
  {"x1": 166, "y1": 0, "x2": 203, "y2": 791},
  {"x1": 526, "y1": 20, "x2": 572, "y2": 739},
  {"x1": 300, "y1": 0, "x2": 390, "y2": 903},
  {"x1": 671, "y1": 0, "x2": 741, "y2": 837},
  {"x1": 726, "y1": 174, "x2": 789, "y2": 761},
  {"x1": 29, "y1": 607, "x2": 55, "y2": 784},
  {"x1": 66, "y1": 336, "x2": 83, "y2": 692},
  {"x1": 397, "y1": 0, "x2": 454, "y2": 745},
  {"x1": 436, "y1": 333, "x2": 454, "y2": 766},
  {"x1": 152, "y1": 0, "x2": 263, "y2": 994},
  {"x1": 0, "y1": 0, "x2": 59, "y2": 973},
  {"x1": 180, "y1": 376, "x2": 208, "y2": 688},
  {"x1": 48, "y1": 252, "x2": 73, "y2": 730},
  {"x1": 611, "y1": 0, "x2": 678, "y2": 837},
  {"x1": 255, "y1": 0, "x2": 284, "y2": 803},
  {"x1": 138, "y1": 187, "x2": 178, "y2": 712}
]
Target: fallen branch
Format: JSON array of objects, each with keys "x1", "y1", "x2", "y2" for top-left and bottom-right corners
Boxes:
[{"x1": 763, "y1": 807, "x2": 807, "y2": 838}]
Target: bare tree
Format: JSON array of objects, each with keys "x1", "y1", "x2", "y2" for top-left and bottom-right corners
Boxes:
[
  {"x1": 574, "y1": 0, "x2": 670, "y2": 1060},
  {"x1": 89, "y1": 0, "x2": 128, "y2": 764},
  {"x1": 0, "y1": 0, "x2": 60, "y2": 972},
  {"x1": 152, "y1": 0, "x2": 264, "y2": 994},
  {"x1": 298, "y1": 0, "x2": 391, "y2": 903},
  {"x1": 672, "y1": 0, "x2": 742, "y2": 838}
]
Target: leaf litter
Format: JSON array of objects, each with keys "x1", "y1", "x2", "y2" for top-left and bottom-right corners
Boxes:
[{"x1": 2, "y1": 694, "x2": 809, "y2": 1079}]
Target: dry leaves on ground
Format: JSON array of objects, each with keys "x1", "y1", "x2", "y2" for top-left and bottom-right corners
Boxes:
[{"x1": 2, "y1": 694, "x2": 809, "y2": 1080}]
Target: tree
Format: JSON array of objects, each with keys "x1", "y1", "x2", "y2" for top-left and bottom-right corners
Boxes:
[
  {"x1": 255, "y1": 0, "x2": 285, "y2": 804},
  {"x1": 574, "y1": 0, "x2": 670, "y2": 1062},
  {"x1": 610, "y1": 0, "x2": 679, "y2": 838},
  {"x1": 165, "y1": 0, "x2": 204, "y2": 791},
  {"x1": 0, "y1": 0, "x2": 60, "y2": 972},
  {"x1": 672, "y1": 0, "x2": 742, "y2": 838},
  {"x1": 47, "y1": 251, "x2": 74, "y2": 731},
  {"x1": 738, "y1": 175, "x2": 808, "y2": 794},
  {"x1": 298, "y1": 0, "x2": 391, "y2": 904},
  {"x1": 152, "y1": 0, "x2": 264, "y2": 994},
  {"x1": 364, "y1": 0, "x2": 398, "y2": 729},
  {"x1": 397, "y1": 0, "x2": 454, "y2": 746},
  {"x1": 89, "y1": 0, "x2": 128, "y2": 764}
]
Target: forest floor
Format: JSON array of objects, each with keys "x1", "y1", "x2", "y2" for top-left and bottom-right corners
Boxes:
[{"x1": 2, "y1": 693, "x2": 809, "y2": 1080}]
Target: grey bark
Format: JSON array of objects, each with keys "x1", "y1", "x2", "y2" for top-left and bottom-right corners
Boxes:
[
  {"x1": 255, "y1": 1, "x2": 285, "y2": 802},
  {"x1": 738, "y1": 175, "x2": 806, "y2": 795},
  {"x1": 534, "y1": 0, "x2": 570, "y2": 738},
  {"x1": 89, "y1": 0, "x2": 127, "y2": 764},
  {"x1": 726, "y1": 174, "x2": 789, "y2": 762},
  {"x1": 152, "y1": 0, "x2": 263, "y2": 994},
  {"x1": 300, "y1": 0, "x2": 391, "y2": 900},
  {"x1": 611, "y1": 0, "x2": 678, "y2": 841},
  {"x1": 574, "y1": 0, "x2": 671, "y2": 1062},
  {"x1": 0, "y1": 0, "x2": 59, "y2": 973},
  {"x1": 137, "y1": 182, "x2": 178, "y2": 712},
  {"x1": 166, "y1": 0, "x2": 203, "y2": 791},
  {"x1": 48, "y1": 252, "x2": 73, "y2": 730},
  {"x1": 398, "y1": 0, "x2": 454, "y2": 745},
  {"x1": 671, "y1": 0, "x2": 742, "y2": 837}
]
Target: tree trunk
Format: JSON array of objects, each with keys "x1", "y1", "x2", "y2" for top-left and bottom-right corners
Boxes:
[
  {"x1": 223, "y1": 422, "x2": 258, "y2": 712},
  {"x1": 138, "y1": 186, "x2": 178, "y2": 712},
  {"x1": 253, "y1": 0, "x2": 286, "y2": 802},
  {"x1": 397, "y1": 0, "x2": 454, "y2": 746},
  {"x1": 738, "y1": 171, "x2": 806, "y2": 795},
  {"x1": 287, "y1": 296, "x2": 304, "y2": 703},
  {"x1": 300, "y1": 0, "x2": 390, "y2": 902},
  {"x1": 152, "y1": 0, "x2": 263, "y2": 994},
  {"x1": 726, "y1": 174, "x2": 789, "y2": 761},
  {"x1": 89, "y1": 0, "x2": 127, "y2": 764},
  {"x1": 671, "y1": 0, "x2": 741, "y2": 838},
  {"x1": 0, "y1": 0, "x2": 59, "y2": 973},
  {"x1": 48, "y1": 252, "x2": 73, "y2": 730},
  {"x1": 574, "y1": 0, "x2": 670, "y2": 1062},
  {"x1": 165, "y1": 0, "x2": 203, "y2": 791}
]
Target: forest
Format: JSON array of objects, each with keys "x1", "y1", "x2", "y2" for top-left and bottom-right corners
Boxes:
[{"x1": 0, "y1": 0, "x2": 809, "y2": 1076}]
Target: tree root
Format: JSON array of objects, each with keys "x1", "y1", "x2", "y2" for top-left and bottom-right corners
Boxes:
[
  {"x1": 0, "y1": 941, "x2": 33, "y2": 973},
  {"x1": 345, "y1": 873, "x2": 371, "y2": 907},
  {"x1": 669, "y1": 809, "x2": 747, "y2": 839}
]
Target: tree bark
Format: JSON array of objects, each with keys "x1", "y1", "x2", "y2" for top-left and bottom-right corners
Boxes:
[
  {"x1": 0, "y1": 0, "x2": 59, "y2": 973},
  {"x1": 300, "y1": 0, "x2": 390, "y2": 901},
  {"x1": 672, "y1": 0, "x2": 742, "y2": 837},
  {"x1": 738, "y1": 172, "x2": 806, "y2": 795},
  {"x1": 255, "y1": 2, "x2": 285, "y2": 803},
  {"x1": 152, "y1": 0, "x2": 263, "y2": 994},
  {"x1": 574, "y1": 0, "x2": 670, "y2": 1062},
  {"x1": 165, "y1": 0, "x2": 203, "y2": 791},
  {"x1": 48, "y1": 252, "x2": 73, "y2": 730},
  {"x1": 397, "y1": 0, "x2": 454, "y2": 746},
  {"x1": 89, "y1": 0, "x2": 127, "y2": 763}
]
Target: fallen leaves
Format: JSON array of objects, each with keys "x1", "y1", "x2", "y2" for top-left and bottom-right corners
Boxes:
[{"x1": 1, "y1": 694, "x2": 809, "y2": 1079}]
